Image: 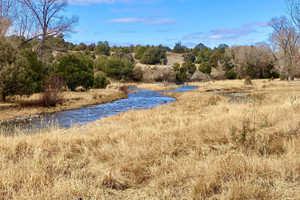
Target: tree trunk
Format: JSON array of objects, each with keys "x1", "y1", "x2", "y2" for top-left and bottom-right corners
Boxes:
[{"x1": 40, "y1": 29, "x2": 47, "y2": 61}]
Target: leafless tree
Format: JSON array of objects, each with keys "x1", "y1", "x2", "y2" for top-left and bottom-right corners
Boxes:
[
  {"x1": 269, "y1": 16, "x2": 300, "y2": 80},
  {"x1": 286, "y1": 0, "x2": 300, "y2": 29},
  {"x1": 20, "y1": 0, "x2": 78, "y2": 59},
  {"x1": 0, "y1": 0, "x2": 16, "y2": 36}
]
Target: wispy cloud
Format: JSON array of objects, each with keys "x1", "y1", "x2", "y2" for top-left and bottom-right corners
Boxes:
[
  {"x1": 68, "y1": 0, "x2": 160, "y2": 5},
  {"x1": 73, "y1": 28, "x2": 88, "y2": 33},
  {"x1": 182, "y1": 22, "x2": 269, "y2": 42},
  {"x1": 110, "y1": 8, "x2": 164, "y2": 15},
  {"x1": 104, "y1": 17, "x2": 176, "y2": 25}
]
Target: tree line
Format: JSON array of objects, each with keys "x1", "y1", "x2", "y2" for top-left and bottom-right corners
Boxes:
[{"x1": 1, "y1": 0, "x2": 300, "y2": 103}]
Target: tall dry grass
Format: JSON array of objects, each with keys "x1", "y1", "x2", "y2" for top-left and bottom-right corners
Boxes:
[
  {"x1": 1, "y1": 79, "x2": 300, "y2": 199},
  {"x1": 0, "y1": 88, "x2": 126, "y2": 121}
]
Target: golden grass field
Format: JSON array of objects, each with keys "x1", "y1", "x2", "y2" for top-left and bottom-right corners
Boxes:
[
  {"x1": 1, "y1": 79, "x2": 300, "y2": 199},
  {"x1": 0, "y1": 86, "x2": 127, "y2": 121}
]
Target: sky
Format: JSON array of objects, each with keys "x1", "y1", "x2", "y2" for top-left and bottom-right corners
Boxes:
[{"x1": 65, "y1": 0, "x2": 287, "y2": 48}]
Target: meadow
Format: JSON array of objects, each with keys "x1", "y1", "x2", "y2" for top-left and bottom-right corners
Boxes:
[{"x1": 0, "y1": 79, "x2": 300, "y2": 199}]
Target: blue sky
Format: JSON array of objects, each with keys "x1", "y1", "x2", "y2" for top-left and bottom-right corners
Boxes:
[{"x1": 65, "y1": 0, "x2": 286, "y2": 48}]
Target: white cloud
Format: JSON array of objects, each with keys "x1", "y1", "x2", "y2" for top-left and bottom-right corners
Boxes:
[
  {"x1": 104, "y1": 17, "x2": 176, "y2": 25},
  {"x1": 182, "y1": 22, "x2": 269, "y2": 42}
]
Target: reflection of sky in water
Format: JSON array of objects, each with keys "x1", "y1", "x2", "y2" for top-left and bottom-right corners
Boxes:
[{"x1": 1, "y1": 85, "x2": 198, "y2": 134}]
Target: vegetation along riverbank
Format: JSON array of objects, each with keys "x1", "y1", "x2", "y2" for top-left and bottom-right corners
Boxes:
[{"x1": 1, "y1": 80, "x2": 300, "y2": 199}]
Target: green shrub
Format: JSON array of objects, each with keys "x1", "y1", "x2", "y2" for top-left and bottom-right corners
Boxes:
[
  {"x1": 94, "y1": 41, "x2": 110, "y2": 55},
  {"x1": 280, "y1": 74, "x2": 286, "y2": 81},
  {"x1": 140, "y1": 47, "x2": 167, "y2": 65},
  {"x1": 94, "y1": 55, "x2": 109, "y2": 70},
  {"x1": 0, "y1": 39, "x2": 39, "y2": 101},
  {"x1": 102, "y1": 57, "x2": 134, "y2": 80},
  {"x1": 55, "y1": 54, "x2": 94, "y2": 91},
  {"x1": 182, "y1": 62, "x2": 196, "y2": 74},
  {"x1": 176, "y1": 66, "x2": 188, "y2": 83},
  {"x1": 183, "y1": 53, "x2": 195, "y2": 63},
  {"x1": 225, "y1": 69, "x2": 237, "y2": 79},
  {"x1": 134, "y1": 46, "x2": 148, "y2": 60},
  {"x1": 21, "y1": 50, "x2": 45, "y2": 93},
  {"x1": 198, "y1": 62, "x2": 212, "y2": 74},
  {"x1": 94, "y1": 73, "x2": 110, "y2": 89},
  {"x1": 173, "y1": 62, "x2": 181, "y2": 72}
]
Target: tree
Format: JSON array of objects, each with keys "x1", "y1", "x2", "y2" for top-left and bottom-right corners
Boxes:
[
  {"x1": 172, "y1": 42, "x2": 189, "y2": 53},
  {"x1": 183, "y1": 53, "x2": 195, "y2": 63},
  {"x1": 286, "y1": 0, "x2": 300, "y2": 29},
  {"x1": 269, "y1": 16, "x2": 300, "y2": 80},
  {"x1": 55, "y1": 54, "x2": 94, "y2": 91},
  {"x1": 0, "y1": 0, "x2": 16, "y2": 36},
  {"x1": 21, "y1": 0, "x2": 78, "y2": 59},
  {"x1": 78, "y1": 42, "x2": 87, "y2": 51},
  {"x1": 140, "y1": 47, "x2": 167, "y2": 65},
  {"x1": 94, "y1": 41, "x2": 110, "y2": 55},
  {"x1": 101, "y1": 56, "x2": 134, "y2": 80},
  {"x1": 134, "y1": 45, "x2": 148, "y2": 60},
  {"x1": 0, "y1": 38, "x2": 36, "y2": 101},
  {"x1": 196, "y1": 47, "x2": 213, "y2": 64},
  {"x1": 199, "y1": 62, "x2": 212, "y2": 74},
  {"x1": 182, "y1": 62, "x2": 196, "y2": 74}
]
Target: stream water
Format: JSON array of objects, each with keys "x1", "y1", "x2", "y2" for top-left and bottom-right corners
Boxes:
[{"x1": 0, "y1": 85, "x2": 198, "y2": 135}]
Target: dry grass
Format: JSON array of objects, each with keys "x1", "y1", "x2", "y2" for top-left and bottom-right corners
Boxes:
[
  {"x1": 1, "y1": 79, "x2": 300, "y2": 199},
  {"x1": 0, "y1": 88, "x2": 127, "y2": 121}
]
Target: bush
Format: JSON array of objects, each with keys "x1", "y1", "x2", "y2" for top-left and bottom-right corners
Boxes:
[
  {"x1": 114, "y1": 51, "x2": 134, "y2": 63},
  {"x1": 94, "y1": 41, "x2": 110, "y2": 55},
  {"x1": 40, "y1": 74, "x2": 65, "y2": 107},
  {"x1": 244, "y1": 75, "x2": 253, "y2": 85},
  {"x1": 21, "y1": 50, "x2": 45, "y2": 93},
  {"x1": 0, "y1": 39, "x2": 38, "y2": 101},
  {"x1": 94, "y1": 55, "x2": 109, "y2": 70},
  {"x1": 173, "y1": 62, "x2": 181, "y2": 72},
  {"x1": 102, "y1": 57, "x2": 134, "y2": 80},
  {"x1": 134, "y1": 46, "x2": 148, "y2": 60},
  {"x1": 182, "y1": 62, "x2": 196, "y2": 74},
  {"x1": 132, "y1": 66, "x2": 144, "y2": 81},
  {"x1": 55, "y1": 54, "x2": 94, "y2": 91},
  {"x1": 183, "y1": 53, "x2": 195, "y2": 63},
  {"x1": 199, "y1": 62, "x2": 212, "y2": 74},
  {"x1": 225, "y1": 69, "x2": 237, "y2": 79},
  {"x1": 140, "y1": 47, "x2": 167, "y2": 65},
  {"x1": 176, "y1": 66, "x2": 188, "y2": 83},
  {"x1": 93, "y1": 74, "x2": 110, "y2": 89}
]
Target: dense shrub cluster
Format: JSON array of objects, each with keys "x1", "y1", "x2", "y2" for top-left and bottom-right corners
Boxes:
[
  {"x1": 135, "y1": 46, "x2": 168, "y2": 65},
  {"x1": 55, "y1": 54, "x2": 94, "y2": 91},
  {"x1": 93, "y1": 73, "x2": 110, "y2": 89},
  {"x1": 95, "y1": 56, "x2": 134, "y2": 80}
]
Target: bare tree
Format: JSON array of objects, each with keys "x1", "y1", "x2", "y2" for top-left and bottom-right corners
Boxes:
[
  {"x1": 0, "y1": 0, "x2": 16, "y2": 36},
  {"x1": 21, "y1": 0, "x2": 78, "y2": 59},
  {"x1": 286, "y1": 0, "x2": 300, "y2": 29},
  {"x1": 269, "y1": 16, "x2": 300, "y2": 80}
]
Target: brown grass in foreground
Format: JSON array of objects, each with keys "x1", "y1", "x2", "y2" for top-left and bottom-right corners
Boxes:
[
  {"x1": 1, "y1": 79, "x2": 300, "y2": 199},
  {"x1": 0, "y1": 87, "x2": 127, "y2": 121}
]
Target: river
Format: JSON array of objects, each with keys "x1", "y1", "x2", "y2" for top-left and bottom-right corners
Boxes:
[{"x1": 0, "y1": 85, "x2": 198, "y2": 135}]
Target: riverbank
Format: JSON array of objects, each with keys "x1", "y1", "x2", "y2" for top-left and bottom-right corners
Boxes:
[
  {"x1": 0, "y1": 88, "x2": 127, "y2": 121},
  {"x1": 1, "y1": 80, "x2": 300, "y2": 199}
]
